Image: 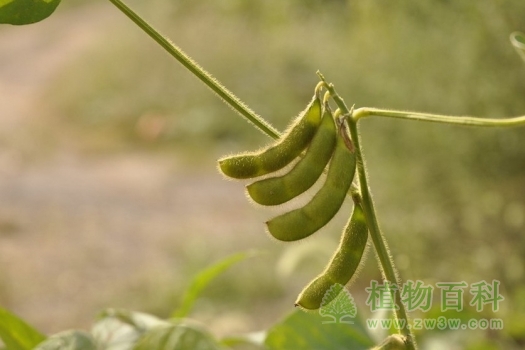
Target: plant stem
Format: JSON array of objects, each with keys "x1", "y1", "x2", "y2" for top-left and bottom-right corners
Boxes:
[
  {"x1": 353, "y1": 107, "x2": 525, "y2": 127},
  {"x1": 319, "y1": 74, "x2": 416, "y2": 349},
  {"x1": 107, "y1": 0, "x2": 280, "y2": 140},
  {"x1": 347, "y1": 118, "x2": 416, "y2": 350}
]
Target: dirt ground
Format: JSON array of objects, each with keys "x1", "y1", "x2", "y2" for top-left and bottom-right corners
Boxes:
[{"x1": 0, "y1": 3, "x2": 273, "y2": 336}]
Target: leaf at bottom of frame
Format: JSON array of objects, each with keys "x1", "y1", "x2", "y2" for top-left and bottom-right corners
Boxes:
[
  {"x1": 34, "y1": 330, "x2": 96, "y2": 350},
  {"x1": 265, "y1": 309, "x2": 375, "y2": 350},
  {"x1": 133, "y1": 321, "x2": 223, "y2": 350}
]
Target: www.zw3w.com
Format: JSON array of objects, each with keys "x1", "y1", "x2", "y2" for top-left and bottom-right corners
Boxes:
[{"x1": 366, "y1": 317, "x2": 503, "y2": 331}]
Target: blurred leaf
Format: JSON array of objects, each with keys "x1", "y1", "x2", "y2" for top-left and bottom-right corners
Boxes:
[
  {"x1": 34, "y1": 330, "x2": 96, "y2": 350},
  {"x1": 172, "y1": 251, "x2": 258, "y2": 318},
  {"x1": 220, "y1": 331, "x2": 266, "y2": 348},
  {"x1": 98, "y1": 308, "x2": 169, "y2": 331},
  {"x1": 133, "y1": 322, "x2": 221, "y2": 350},
  {"x1": 92, "y1": 309, "x2": 170, "y2": 350},
  {"x1": 265, "y1": 309, "x2": 375, "y2": 350},
  {"x1": 0, "y1": 0, "x2": 61, "y2": 25},
  {"x1": 0, "y1": 306, "x2": 46, "y2": 350}
]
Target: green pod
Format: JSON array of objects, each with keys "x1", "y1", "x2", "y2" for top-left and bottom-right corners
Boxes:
[
  {"x1": 246, "y1": 107, "x2": 336, "y2": 206},
  {"x1": 218, "y1": 94, "x2": 322, "y2": 179},
  {"x1": 295, "y1": 203, "x2": 369, "y2": 310},
  {"x1": 266, "y1": 128, "x2": 356, "y2": 241}
]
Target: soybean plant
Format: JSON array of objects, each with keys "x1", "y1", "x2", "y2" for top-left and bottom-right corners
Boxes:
[
  {"x1": 103, "y1": 2, "x2": 525, "y2": 349},
  {"x1": 6, "y1": 1, "x2": 525, "y2": 349}
]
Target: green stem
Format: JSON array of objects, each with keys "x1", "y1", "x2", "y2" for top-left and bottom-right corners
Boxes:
[
  {"x1": 353, "y1": 107, "x2": 525, "y2": 127},
  {"x1": 107, "y1": 0, "x2": 280, "y2": 140},
  {"x1": 319, "y1": 74, "x2": 416, "y2": 349},
  {"x1": 347, "y1": 118, "x2": 416, "y2": 350}
]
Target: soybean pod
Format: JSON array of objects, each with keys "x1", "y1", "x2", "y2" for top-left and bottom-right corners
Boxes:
[
  {"x1": 218, "y1": 92, "x2": 322, "y2": 179},
  {"x1": 266, "y1": 119, "x2": 356, "y2": 241},
  {"x1": 246, "y1": 106, "x2": 336, "y2": 206},
  {"x1": 295, "y1": 202, "x2": 369, "y2": 310}
]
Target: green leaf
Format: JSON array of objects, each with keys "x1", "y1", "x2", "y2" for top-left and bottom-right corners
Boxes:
[
  {"x1": 0, "y1": 0, "x2": 61, "y2": 25},
  {"x1": 92, "y1": 309, "x2": 170, "y2": 350},
  {"x1": 133, "y1": 322, "x2": 221, "y2": 350},
  {"x1": 0, "y1": 306, "x2": 46, "y2": 350},
  {"x1": 264, "y1": 309, "x2": 375, "y2": 350},
  {"x1": 172, "y1": 251, "x2": 257, "y2": 318},
  {"x1": 33, "y1": 330, "x2": 96, "y2": 350},
  {"x1": 98, "y1": 308, "x2": 169, "y2": 331},
  {"x1": 220, "y1": 332, "x2": 266, "y2": 348}
]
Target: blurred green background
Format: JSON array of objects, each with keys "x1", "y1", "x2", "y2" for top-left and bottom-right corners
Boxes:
[{"x1": 0, "y1": 0, "x2": 524, "y2": 349}]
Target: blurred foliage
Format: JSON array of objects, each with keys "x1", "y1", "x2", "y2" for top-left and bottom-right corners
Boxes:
[{"x1": 38, "y1": 0, "x2": 525, "y2": 348}]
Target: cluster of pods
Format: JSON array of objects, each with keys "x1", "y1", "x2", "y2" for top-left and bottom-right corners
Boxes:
[{"x1": 218, "y1": 85, "x2": 369, "y2": 310}]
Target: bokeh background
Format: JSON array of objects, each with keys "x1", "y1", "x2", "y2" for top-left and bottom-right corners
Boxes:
[{"x1": 0, "y1": 1, "x2": 524, "y2": 349}]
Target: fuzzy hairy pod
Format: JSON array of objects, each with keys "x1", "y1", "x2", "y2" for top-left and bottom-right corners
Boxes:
[
  {"x1": 246, "y1": 106, "x2": 336, "y2": 206},
  {"x1": 295, "y1": 203, "x2": 368, "y2": 310},
  {"x1": 266, "y1": 126, "x2": 356, "y2": 242},
  {"x1": 218, "y1": 93, "x2": 322, "y2": 179}
]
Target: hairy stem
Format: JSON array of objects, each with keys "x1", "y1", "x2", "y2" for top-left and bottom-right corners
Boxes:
[
  {"x1": 107, "y1": 0, "x2": 280, "y2": 140},
  {"x1": 319, "y1": 74, "x2": 416, "y2": 349},
  {"x1": 353, "y1": 107, "x2": 525, "y2": 127},
  {"x1": 347, "y1": 118, "x2": 416, "y2": 350}
]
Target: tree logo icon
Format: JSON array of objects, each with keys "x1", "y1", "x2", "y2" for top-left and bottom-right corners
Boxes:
[{"x1": 319, "y1": 283, "x2": 357, "y2": 324}]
